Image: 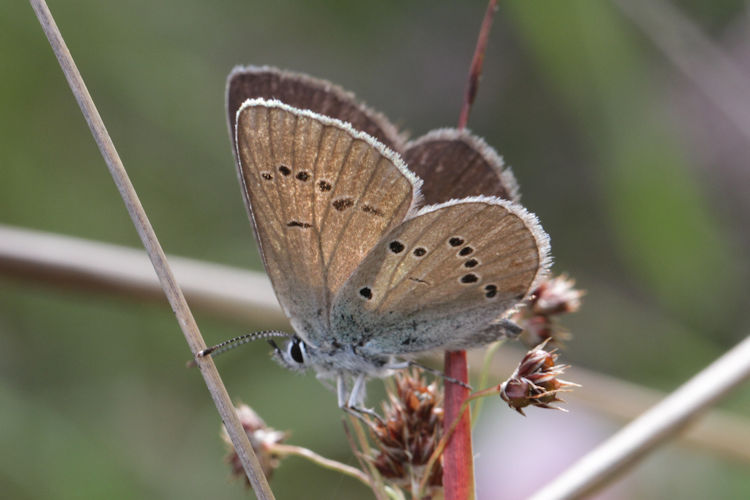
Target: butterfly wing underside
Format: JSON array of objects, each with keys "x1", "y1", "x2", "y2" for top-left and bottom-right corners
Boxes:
[
  {"x1": 227, "y1": 66, "x2": 404, "y2": 154},
  {"x1": 330, "y1": 198, "x2": 550, "y2": 355},
  {"x1": 234, "y1": 99, "x2": 420, "y2": 346},
  {"x1": 403, "y1": 128, "x2": 519, "y2": 204}
]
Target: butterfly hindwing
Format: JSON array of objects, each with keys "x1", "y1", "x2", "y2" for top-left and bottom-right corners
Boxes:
[
  {"x1": 235, "y1": 99, "x2": 420, "y2": 346},
  {"x1": 330, "y1": 197, "x2": 550, "y2": 355},
  {"x1": 403, "y1": 128, "x2": 519, "y2": 204},
  {"x1": 227, "y1": 66, "x2": 404, "y2": 154}
]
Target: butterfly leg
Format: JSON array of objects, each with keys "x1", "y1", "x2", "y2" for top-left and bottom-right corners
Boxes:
[
  {"x1": 337, "y1": 374, "x2": 385, "y2": 425},
  {"x1": 386, "y1": 359, "x2": 473, "y2": 390},
  {"x1": 336, "y1": 374, "x2": 349, "y2": 408},
  {"x1": 408, "y1": 361, "x2": 473, "y2": 390},
  {"x1": 347, "y1": 373, "x2": 367, "y2": 408}
]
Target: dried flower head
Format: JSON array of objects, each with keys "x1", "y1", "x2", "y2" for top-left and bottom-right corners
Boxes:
[
  {"x1": 366, "y1": 369, "x2": 444, "y2": 495},
  {"x1": 500, "y1": 341, "x2": 578, "y2": 415},
  {"x1": 514, "y1": 274, "x2": 584, "y2": 346},
  {"x1": 222, "y1": 403, "x2": 287, "y2": 485}
]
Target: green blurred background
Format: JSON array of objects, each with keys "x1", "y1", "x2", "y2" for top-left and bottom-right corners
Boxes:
[{"x1": 2, "y1": 0, "x2": 749, "y2": 498}]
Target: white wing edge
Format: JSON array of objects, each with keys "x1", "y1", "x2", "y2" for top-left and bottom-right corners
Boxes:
[{"x1": 415, "y1": 195, "x2": 553, "y2": 297}]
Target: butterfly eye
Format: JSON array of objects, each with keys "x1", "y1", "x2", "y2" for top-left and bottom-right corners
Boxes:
[{"x1": 289, "y1": 339, "x2": 305, "y2": 364}]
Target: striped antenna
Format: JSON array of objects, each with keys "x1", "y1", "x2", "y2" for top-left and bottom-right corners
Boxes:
[{"x1": 196, "y1": 330, "x2": 292, "y2": 359}]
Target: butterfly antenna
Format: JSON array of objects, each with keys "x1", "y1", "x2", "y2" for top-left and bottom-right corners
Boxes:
[
  {"x1": 191, "y1": 331, "x2": 292, "y2": 364},
  {"x1": 408, "y1": 361, "x2": 473, "y2": 391}
]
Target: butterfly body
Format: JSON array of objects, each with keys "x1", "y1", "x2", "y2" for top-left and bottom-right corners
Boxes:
[
  {"x1": 277, "y1": 337, "x2": 393, "y2": 377},
  {"x1": 227, "y1": 67, "x2": 551, "y2": 409}
]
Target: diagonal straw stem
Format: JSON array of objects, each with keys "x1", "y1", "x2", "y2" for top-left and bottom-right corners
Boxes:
[
  {"x1": 27, "y1": 1, "x2": 274, "y2": 498},
  {"x1": 530, "y1": 334, "x2": 750, "y2": 500}
]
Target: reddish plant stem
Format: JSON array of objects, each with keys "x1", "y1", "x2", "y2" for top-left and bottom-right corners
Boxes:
[
  {"x1": 444, "y1": 2, "x2": 499, "y2": 499},
  {"x1": 443, "y1": 351, "x2": 475, "y2": 500},
  {"x1": 458, "y1": 0, "x2": 499, "y2": 130}
]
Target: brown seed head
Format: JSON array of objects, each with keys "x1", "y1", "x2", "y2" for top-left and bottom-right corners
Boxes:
[
  {"x1": 367, "y1": 369, "x2": 444, "y2": 493},
  {"x1": 530, "y1": 274, "x2": 583, "y2": 315},
  {"x1": 500, "y1": 341, "x2": 578, "y2": 415},
  {"x1": 515, "y1": 274, "x2": 584, "y2": 346},
  {"x1": 221, "y1": 404, "x2": 287, "y2": 485}
]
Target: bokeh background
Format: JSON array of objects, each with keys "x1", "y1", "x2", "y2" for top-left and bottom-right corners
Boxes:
[{"x1": 2, "y1": 0, "x2": 749, "y2": 498}]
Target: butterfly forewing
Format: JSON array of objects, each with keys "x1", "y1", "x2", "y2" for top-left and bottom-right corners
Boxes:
[
  {"x1": 235, "y1": 99, "x2": 419, "y2": 346},
  {"x1": 330, "y1": 198, "x2": 550, "y2": 354}
]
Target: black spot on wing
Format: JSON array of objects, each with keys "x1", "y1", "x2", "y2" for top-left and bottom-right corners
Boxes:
[
  {"x1": 333, "y1": 197, "x2": 354, "y2": 211},
  {"x1": 460, "y1": 273, "x2": 479, "y2": 284},
  {"x1": 287, "y1": 220, "x2": 312, "y2": 228},
  {"x1": 362, "y1": 204, "x2": 384, "y2": 216}
]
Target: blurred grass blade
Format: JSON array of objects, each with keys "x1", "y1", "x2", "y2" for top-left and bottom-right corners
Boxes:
[
  {"x1": 614, "y1": 0, "x2": 750, "y2": 145},
  {"x1": 530, "y1": 334, "x2": 750, "y2": 499},
  {"x1": 3, "y1": 223, "x2": 750, "y2": 466},
  {"x1": 507, "y1": 1, "x2": 742, "y2": 334},
  {"x1": 27, "y1": 1, "x2": 275, "y2": 496}
]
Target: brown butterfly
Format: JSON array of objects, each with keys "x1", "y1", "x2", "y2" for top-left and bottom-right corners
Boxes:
[{"x1": 219, "y1": 66, "x2": 550, "y2": 410}]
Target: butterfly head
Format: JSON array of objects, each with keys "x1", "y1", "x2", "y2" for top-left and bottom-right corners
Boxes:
[
  {"x1": 269, "y1": 335, "x2": 310, "y2": 372},
  {"x1": 267, "y1": 333, "x2": 398, "y2": 380}
]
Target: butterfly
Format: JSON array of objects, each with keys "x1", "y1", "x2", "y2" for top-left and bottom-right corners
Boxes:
[{"x1": 221, "y1": 66, "x2": 551, "y2": 410}]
